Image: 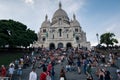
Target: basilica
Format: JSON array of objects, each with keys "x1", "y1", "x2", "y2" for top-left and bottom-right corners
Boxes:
[{"x1": 33, "y1": 2, "x2": 90, "y2": 50}]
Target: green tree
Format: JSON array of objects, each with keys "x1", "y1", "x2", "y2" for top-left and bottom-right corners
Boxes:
[
  {"x1": 0, "y1": 19, "x2": 37, "y2": 48},
  {"x1": 100, "y1": 32, "x2": 118, "y2": 47}
]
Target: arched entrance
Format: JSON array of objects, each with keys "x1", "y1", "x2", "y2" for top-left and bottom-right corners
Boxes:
[
  {"x1": 66, "y1": 43, "x2": 72, "y2": 48},
  {"x1": 49, "y1": 43, "x2": 55, "y2": 50},
  {"x1": 58, "y1": 43, "x2": 63, "y2": 48}
]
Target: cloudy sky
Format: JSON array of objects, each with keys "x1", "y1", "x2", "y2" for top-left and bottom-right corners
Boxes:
[{"x1": 0, "y1": 0, "x2": 120, "y2": 46}]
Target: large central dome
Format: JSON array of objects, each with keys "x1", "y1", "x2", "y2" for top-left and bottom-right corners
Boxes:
[
  {"x1": 52, "y1": 2, "x2": 69, "y2": 24},
  {"x1": 53, "y1": 9, "x2": 68, "y2": 18}
]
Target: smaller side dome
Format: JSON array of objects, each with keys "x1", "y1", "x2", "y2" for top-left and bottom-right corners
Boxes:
[
  {"x1": 71, "y1": 20, "x2": 80, "y2": 27},
  {"x1": 70, "y1": 14, "x2": 80, "y2": 27},
  {"x1": 41, "y1": 15, "x2": 51, "y2": 28},
  {"x1": 41, "y1": 21, "x2": 50, "y2": 28}
]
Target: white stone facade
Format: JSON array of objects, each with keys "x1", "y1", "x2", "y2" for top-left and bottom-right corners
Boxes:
[{"x1": 33, "y1": 2, "x2": 91, "y2": 50}]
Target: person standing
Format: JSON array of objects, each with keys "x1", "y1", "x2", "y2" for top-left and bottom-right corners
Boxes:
[
  {"x1": 86, "y1": 64, "x2": 92, "y2": 78},
  {"x1": 51, "y1": 67, "x2": 55, "y2": 80},
  {"x1": 1, "y1": 65, "x2": 6, "y2": 77},
  {"x1": 98, "y1": 69, "x2": 105, "y2": 80},
  {"x1": 29, "y1": 68, "x2": 37, "y2": 80},
  {"x1": 40, "y1": 66, "x2": 48, "y2": 80},
  {"x1": 104, "y1": 70, "x2": 112, "y2": 80},
  {"x1": 76, "y1": 57, "x2": 81, "y2": 74},
  {"x1": 8, "y1": 65, "x2": 15, "y2": 80},
  {"x1": 47, "y1": 62, "x2": 52, "y2": 74},
  {"x1": 17, "y1": 62, "x2": 23, "y2": 80},
  {"x1": 83, "y1": 59, "x2": 88, "y2": 74},
  {"x1": 60, "y1": 68, "x2": 66, "y2": 80}
]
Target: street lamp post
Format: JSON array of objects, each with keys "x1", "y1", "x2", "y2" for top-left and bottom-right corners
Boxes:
[{"x1": 96, "y1": 33, "x2": 99, "y2": 45}]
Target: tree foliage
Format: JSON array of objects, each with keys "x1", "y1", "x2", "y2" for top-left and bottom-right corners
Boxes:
[
  {"x1": 0, "y1": 19, "x2": 37, "y2": 48},
  {"x1": 100, "y1": 32, "x2": 118, "y2": 47}
]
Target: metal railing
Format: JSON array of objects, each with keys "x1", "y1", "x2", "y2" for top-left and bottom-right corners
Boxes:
[{"x1": 0, "y1": 77, "x2": 9, "y2": 80}]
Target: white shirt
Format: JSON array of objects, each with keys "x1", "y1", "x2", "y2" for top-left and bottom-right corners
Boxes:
[
  {"x1": 9, "y1": 67, "x2": 14, "y2": 74},
  {"x1": 29, "y1": 71, "x2": 37, "y2": 80}
]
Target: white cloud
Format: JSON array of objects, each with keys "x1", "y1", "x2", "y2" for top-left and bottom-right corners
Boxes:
[
  {"x1": 61, "y1": 0, "x2": 86, "y2": 18},
  {"x1": 91, "y1": 42, "x2": 98, "y2": 46},
  {"x1": 24, "y1": 0, "x2": 34, "y2": 5}
]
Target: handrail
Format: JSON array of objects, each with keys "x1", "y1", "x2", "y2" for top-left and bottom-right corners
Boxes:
[{"x1": 0, "y1": 77, "x2": 9, "y2": 80}]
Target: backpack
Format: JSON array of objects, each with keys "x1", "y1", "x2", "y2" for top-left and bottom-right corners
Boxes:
[
  {"x1": 44, "y1": 72, "x2": 51, "y2": 80},
  {"x1": 46, "y1": 75, "x2": 51, "y2": 80}
]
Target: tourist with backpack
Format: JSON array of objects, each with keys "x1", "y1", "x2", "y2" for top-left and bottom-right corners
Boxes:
[{"x1": 40, "y1": 66, "x2": 51, "y2": 80}]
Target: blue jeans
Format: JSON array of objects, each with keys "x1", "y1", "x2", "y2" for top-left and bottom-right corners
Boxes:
[
  {"x1": 51, "y1": 75, "x2": 55, "y2": 80},
  {"x1": 17, "y1": 69, "x2": 22, "y2": 76}
]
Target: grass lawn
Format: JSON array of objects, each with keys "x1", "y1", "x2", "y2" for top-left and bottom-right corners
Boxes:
[{"x1": 0, "y1": 53, "x2": 23, "y2": 67}]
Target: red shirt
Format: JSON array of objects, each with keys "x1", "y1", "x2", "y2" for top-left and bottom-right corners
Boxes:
[
  {"x1": 40, "y1": 72, "x2": 47, "y2": 80},
  {"x1": 1, "y1": 67, "x2": 6, "y2": 77},
  {"x1": 47, "y1": 64, "x2": 52, "y2": 72}
]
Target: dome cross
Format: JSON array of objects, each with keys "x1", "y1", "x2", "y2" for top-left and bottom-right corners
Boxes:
[
  {"x1": 73, "y1": 14, "x2": 76, "y2": 20},
  {"x1": 45, "y1": 14, "x2": 48, "y2": 21},
  {"x1": 59, "y1": 2, "x2": 62, "y2": 9}
]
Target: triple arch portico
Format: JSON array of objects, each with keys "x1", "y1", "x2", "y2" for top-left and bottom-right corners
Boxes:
[{"x1": 49, "y1": 42, "x2": 72, "y2": 49}]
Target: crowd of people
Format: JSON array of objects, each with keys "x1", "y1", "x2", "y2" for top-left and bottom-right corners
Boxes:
[
  {"x1": 28, "y1": 47, "x2": 120, "y2": 80},
  {"x1": 0, "y1": 47, "x2": 120, "y2": 80}
]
